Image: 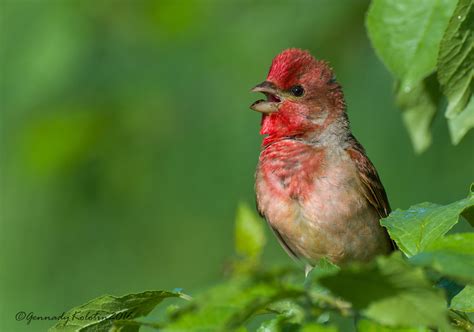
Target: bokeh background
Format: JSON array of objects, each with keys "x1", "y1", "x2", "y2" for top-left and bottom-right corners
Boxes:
[{"x1": 1, "y1": 1, "x2": 473, "y2": 331}]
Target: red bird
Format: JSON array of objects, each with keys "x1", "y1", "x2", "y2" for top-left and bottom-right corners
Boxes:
[{"x1": 251, "y1": 49, "x2": 393, "y2": 272}]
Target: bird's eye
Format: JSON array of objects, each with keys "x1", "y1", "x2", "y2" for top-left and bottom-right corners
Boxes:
[{"x1": 290, "y1": 85, "x2": 304, "y2": 97}]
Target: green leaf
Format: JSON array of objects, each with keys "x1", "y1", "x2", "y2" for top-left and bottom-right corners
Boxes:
[
  {"x1": 410, "y1": 233, "x2": 474, "y2": 283},
  {"x1": 447, "y1": 93, "x2": 474, "y2": 144},
  {"x1": 380, "y1": 187, "x2": 474, "y2": 257},
  {"x1": 256, "y1": 317, "x2": 286, "y2": 332},
  {"x1": 451, "y1": 285, "x2": 474, "y2": 312},
  {"x1": 319, "y1": 253, "x2": 449, "y2": 329},
  {"x1": 254, "y1": 300, "x2": 307, "y2": 331},
  {"x1": 162, "y1": 276, "x2": 304, "y2": 331},
  {"x1": 462, "y1": 185, "x2": 474, "y2": 226},
  {"x1": 265, "y1": 300, "x2": 305, "y2": 325},
  {"x1": 427, "y1": 232, "x2": 474, "y2": 254},
  {"x1": 308, "y1": 258, "x2": 340, "y2": 280},
  {"x1": 306, "y1": 259, "x2": 345, "y2": 313},
  {"x1": 48, "y1": 290, "x2": 183, "y2": 332},
  {"x1": 366, "y1": 0, "x2": 457, "y2": 152},
  {"x1": 366, "y1": 0, "x2": 457, "y2": 81},
  {"x1": 235, "y1": 203, "x2": 266, "y2": 265},
  {"x1": 437, "y1": 0, "x2": 474, "y2": 143},
  {"x1": 256, "y1": 311, "x2": 302, "y2": 332},
  {"x1": 395, "y1": 77, "x2": 439, "y2": 153},
  {"x1": 357, "y1": 319, "x2": 429, "y2": 331},
  {"x1": 437, "y1": 277, "x2": 466, "y2": 304}
]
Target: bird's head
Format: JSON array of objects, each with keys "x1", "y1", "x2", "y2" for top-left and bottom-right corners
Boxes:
[{"x1": 250, "y1": 49, "x2": 346, "y2": 144}]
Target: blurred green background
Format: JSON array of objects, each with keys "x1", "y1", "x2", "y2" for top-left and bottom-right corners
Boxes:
[{"x1": 1, "y1": 1, "x2": 473, "y2": 331}]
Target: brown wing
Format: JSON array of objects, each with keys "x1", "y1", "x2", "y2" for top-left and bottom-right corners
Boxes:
[
  {"x1": 270, "y1": 225, "x2": 301, "y2": 261},
  {"x1": 255, "y1": 201, "x2": 302, "y2": 263},
  {"x1": 346, "y1": 135, "x2": 391, "y2": 219},
  {"x1": 346, "y1": 135, "x2": 395, "y2": 250}
]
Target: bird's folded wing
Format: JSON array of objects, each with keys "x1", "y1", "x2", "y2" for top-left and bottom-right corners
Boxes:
[
  {"x1": 269, "y1": 224, "x2": 301, "y2": 261},
  {"x1": 346, "y1": 137, "x2": 391, "y2": 219},
  {"x1": 347, "y1": 143, "x2": 396, "y2": 251},
  {"x1": 256, "y1": 202, "x2": 302, "y2": 263}
]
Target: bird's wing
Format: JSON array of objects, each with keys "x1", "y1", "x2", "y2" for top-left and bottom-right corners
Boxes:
[
  {"x1": 270, "y1": 224, "x2": 301, "y2": 261},
  {"x1": 346, "y1": 136, "x2": 396, "y2": 249},
  {"x1": 346, "y1": 135, "x2": 391, "y2": 219},
  {"x1": 255, "y1": 201, "x2": 302, "y2": 263}
]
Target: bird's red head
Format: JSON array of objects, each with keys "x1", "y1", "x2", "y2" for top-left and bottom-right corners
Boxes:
[{"x1": 250, "y1": 49, "x2": 345, "y2": 145}]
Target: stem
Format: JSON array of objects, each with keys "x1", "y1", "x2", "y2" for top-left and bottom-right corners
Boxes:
[
  {"x1": 449, "y1": 310, "x2": 474, "y2": 332},
  {"x1": 308, "y1": 290, "x2": 352, "y2": 316}
]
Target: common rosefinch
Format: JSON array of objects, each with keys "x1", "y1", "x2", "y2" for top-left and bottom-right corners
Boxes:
[{"x1": 251, "y1": 49, "x2": 393, "y2": 273}]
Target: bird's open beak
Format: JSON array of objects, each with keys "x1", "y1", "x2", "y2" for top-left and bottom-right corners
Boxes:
[{"x1": 250, "y1": 81, "x2": 282, "y2": 113}]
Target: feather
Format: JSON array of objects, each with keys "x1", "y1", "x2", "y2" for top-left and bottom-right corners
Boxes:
[
  {"x1": 346, "y1": 135, "x2": 390, "y2": 218},
  {"x1": 346, "y1": 135, "x2": 396, "y2": 249}
]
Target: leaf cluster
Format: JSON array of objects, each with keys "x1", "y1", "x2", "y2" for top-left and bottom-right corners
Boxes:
[
  {"x1": 50, "y1": 186, "x2": 474, "y2": 331},
  {"x1": 366, "y1": 0, "x2": 474, "y2": 152}
]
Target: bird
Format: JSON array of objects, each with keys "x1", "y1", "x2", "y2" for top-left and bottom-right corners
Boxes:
[{"x1": 250, "y1": 49, "x2": 394, "y2": 274}]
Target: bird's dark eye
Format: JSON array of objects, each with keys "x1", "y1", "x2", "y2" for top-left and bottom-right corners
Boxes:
[{"x1": 290, "y1": 85, "x2": 304, "y2": 97}]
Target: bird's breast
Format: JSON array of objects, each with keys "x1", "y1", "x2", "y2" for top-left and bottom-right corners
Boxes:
[
  {"x1": 257, "y1": 140, "x2": 324, "y2": 200},
  {"x1": 255, "y1": 140, "x2": 388, "y2": 264}
]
